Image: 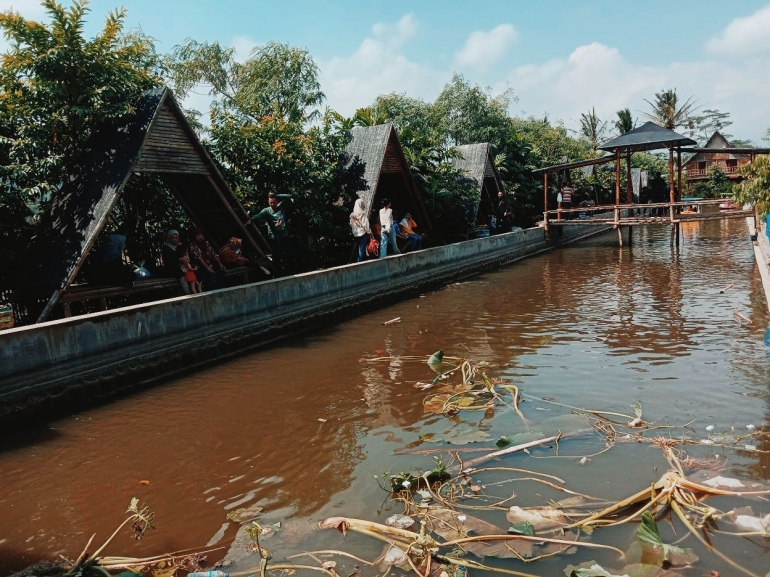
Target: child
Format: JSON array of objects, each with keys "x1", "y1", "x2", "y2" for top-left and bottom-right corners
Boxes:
[{"x1": 179, "y1": 246, "x2": 202, "y2": 294}]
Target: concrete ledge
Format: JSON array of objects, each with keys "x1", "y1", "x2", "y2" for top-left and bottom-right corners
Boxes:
[
  {"x1": 0, "y1": 224, "x2": 602, "y2": 416},
  {"x1": 747, "y1": 217, "x2": 770, "y2": 313}
]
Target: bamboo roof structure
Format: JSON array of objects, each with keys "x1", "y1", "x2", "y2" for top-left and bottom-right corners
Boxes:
[
  {"x1": 344, "y1": 124, "x2": 431, "y2": 230},
  {"x1": 19, "y1": 86, "x2": 272, "y2": 322},
  {"x1": 451, "y1": 143, "x2": 505, "y2": 226}
]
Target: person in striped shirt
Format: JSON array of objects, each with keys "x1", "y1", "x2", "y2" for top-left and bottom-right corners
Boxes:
[{"x1": 560, "y1": 179, "x2": 574, "y2": 219}]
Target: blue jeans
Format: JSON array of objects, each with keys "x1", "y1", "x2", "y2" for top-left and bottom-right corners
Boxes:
[
  {"x1": 356, "y1": 233, "x2": 369, "y2": 262},
  {"x1": 405, "y1": 233, "x2": 422, "y2": 250},
  {"x1": 389, "y1": 228, "x2": 401, "y2": 255},
  {"x1": 380, "y1": 233, "x2": 388, "y2": 258}
]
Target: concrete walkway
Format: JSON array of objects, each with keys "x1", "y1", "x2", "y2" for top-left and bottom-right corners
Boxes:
[{"x1": 747, "y1": 217, "x2": 770, "y2": 312}]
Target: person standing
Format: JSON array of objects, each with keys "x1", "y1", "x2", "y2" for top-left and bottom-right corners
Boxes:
[
  {"x1": 379, "y1": 198, "x2": 395, "y2": 258},
  {"x1": 560, "y1": 179, "x2": 574, "y2": 219},
  {"x1": 349, "y1": 198, "x2": 371, "y2": 262},
  {"x1": 495, "y1": 191, "x2": 512, "y2": 233},
  {"x1": 249, "y1": 192, "x2": 292, "y2": 271}
]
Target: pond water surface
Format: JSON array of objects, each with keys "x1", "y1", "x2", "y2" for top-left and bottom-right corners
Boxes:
[{"x1": 1, "y1": 219, "x2": 769, "y2": 576}]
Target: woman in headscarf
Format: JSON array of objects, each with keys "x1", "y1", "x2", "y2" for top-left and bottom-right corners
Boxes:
[
  {"x1": 218, "y1": 237, "x2": 249, "y2": 268},
  {"x1": 349, "y1": 198, "x2": 371, "y2": 262},
  {"x1": 162, "y1": 230, "x2": 189, "y2": 294},
  {"x1": 187, "y1": 228, "x2": 226, "y2": 290}
]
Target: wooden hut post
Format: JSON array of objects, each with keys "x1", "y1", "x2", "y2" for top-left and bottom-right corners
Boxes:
[
  {"x1": 615, "y1": 149, "x2": 621, "y2": 206},
  {"x1": 543, "y1": 171, "x2": 548, "y2": 239},
  {"x1": 676, "y1": 146, "x2": 682, "y2": 201}
]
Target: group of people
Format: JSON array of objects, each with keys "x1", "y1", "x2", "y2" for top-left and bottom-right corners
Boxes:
[
  {"x1": 349, "y1": 197, "x2": 425, "y2": 262},
  {"x1": 162, "y1": 229, "x2": 248, "y2": 294}
]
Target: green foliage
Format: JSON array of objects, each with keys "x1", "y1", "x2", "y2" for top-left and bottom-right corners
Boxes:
[
  {"x1": 0, "y1": 0, "x2": 161, "y2": 287},
  {"x1": 168, "y1": 39, "x2": 323, "y2": 122},
  {"x1": 686, "y1": 108, "x2": 732, "y2": 144},
  {"x1": 0, "y1": 0, "x2": 161, "y2": 203},
  {"x1": 614, "y1": 108, "x2": 635, "y2": 135},
  {"x1": 208, "y1": 108, "x2": 363, "y2": 268},
  {"x1": 735, "y1": 155, "x2": 770, "y2": 215},
  {"x1": 644, "y1": 89, "x2": 697, "y2": 130},
  {"x1": 578, "y1": 107, "x2": 608, "y2": 150}
]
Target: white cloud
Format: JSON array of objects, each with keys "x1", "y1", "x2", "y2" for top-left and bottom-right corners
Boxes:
[
  {"x1": 319, "y1": 14, "x2": 448, "y2": 116},
  {"x1": 706, "y1": 5, "x2": 770, "y2": 56},
  {"x1": 371, "y1": 13, "x2": 417, "y2": 46},
  {"x1": 502, "y1": 39, "x2": 770, "y2": 143},
  {"x1": 455, "y1": 24, "x2": 517, "y2": 71},
  {"x1": 232, "y1": 35, "x2": 258, "y2": 63}
]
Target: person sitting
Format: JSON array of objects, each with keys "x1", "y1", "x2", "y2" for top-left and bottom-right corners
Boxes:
[
  {"x1": 178, "y1": 246, "x2": 202, "y2": 294},
  {"x1": 218, "y1": 237, "x2": 249, "y2": 268},
  {"x1": 91, "y1": 233, "x2": 135, "y2": 287},
  {"x1": 187, "y1": 228, "x2": 226, "y2": 291},
  {"x1": 162, "y1": 229, "x2": 189, "y2": 294},
  {"x1": 399, "y1": 213, "x2": 423, "y2": 251}
]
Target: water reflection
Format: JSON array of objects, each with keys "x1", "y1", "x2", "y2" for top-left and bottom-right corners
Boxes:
[{"x1": 0, "y1": 219, "x2": 768, "y2": 574}]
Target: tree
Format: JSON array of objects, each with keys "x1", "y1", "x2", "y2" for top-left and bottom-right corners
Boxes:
[
  {"x1": 615, "y1": 108, "x2": 635, "y2": 135},
  {"x1": 735, "y1": 155, "x2": 770, "y2": 215},
  {"x1": 644, "y1": 89, "x2": 697, "y2": 130},
  {"x1": 685, "y1": 109, "x2": 733, "y2": 144},
  {"x1": 168, "y1": 40, "x2": 324, "y2": 122},
  {"x1": 0, "y1": 0, "x2": 161, "y2": 203},
  {"x1": 579, "y1": 107, "x2": 608, "y2": 150},
  {"x1": 0, "y1": 0, "x2": 161, "y2": 287}
]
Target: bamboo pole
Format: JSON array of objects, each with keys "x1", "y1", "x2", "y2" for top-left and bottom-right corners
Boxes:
[
  {"x1": 615, "y1": 149, "x2": 621, "y2": 206},
  {"x1": 676, "y1": 146, "x2": 682, "y2": 200},
  {"x1": 543, "y1": 173, "x2": 548, "y2": 215}
]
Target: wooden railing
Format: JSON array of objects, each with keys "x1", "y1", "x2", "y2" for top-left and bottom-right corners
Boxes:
[{"x1": 687, "y1": 164, "x2": 739, "y2": 177}]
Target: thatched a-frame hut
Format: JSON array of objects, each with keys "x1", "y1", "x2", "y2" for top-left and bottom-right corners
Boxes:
[
  {"x1": 344, "y1": 124, "x2": 431, "y2": 230},
  {"x1": 18, "y1": 87, "x2": 272, "y2": 322},
  {"x1": 451, "y1": 143, "x2": 505, "y2": 228}
]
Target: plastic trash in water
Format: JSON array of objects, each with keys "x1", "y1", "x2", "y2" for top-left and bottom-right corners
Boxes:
[{"x1": 188, "y1": 572, "x2": 229, "y2": 577}]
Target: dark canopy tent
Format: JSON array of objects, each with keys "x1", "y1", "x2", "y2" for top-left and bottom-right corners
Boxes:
[
  {"x1": 344, "y1": 124, "x2": 431, "y2": 231},
  {"x1": 451, "y1": 143, "x2": 506, "y2": 228},
  {"x1": 18, "y1": 87, "x2": 273, "y2": 323},
  {"x1": 598, "y1": 121, "x2": 696, "y2": 153},
  {"x1": 597, "y1": 122, "x2": 697, "y2": 207}
]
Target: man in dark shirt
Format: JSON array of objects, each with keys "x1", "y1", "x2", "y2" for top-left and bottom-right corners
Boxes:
[{"x1": 248, "y1": 192, "x2": 293, "y2": 272}]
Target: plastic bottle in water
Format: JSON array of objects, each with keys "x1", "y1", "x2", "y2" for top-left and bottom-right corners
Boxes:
[{"x1": 187, "y1": 571, "x2": 229, "y2": 577}]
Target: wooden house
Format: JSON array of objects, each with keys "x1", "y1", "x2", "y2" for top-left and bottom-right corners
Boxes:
[{"x1": 684, "y1": 132, "x2": 751, "y2": 182}]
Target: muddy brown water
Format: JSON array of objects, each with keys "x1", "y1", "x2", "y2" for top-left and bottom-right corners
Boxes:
[{"x1": 1, "y1": 219, "x2": 769, "y2": 576}]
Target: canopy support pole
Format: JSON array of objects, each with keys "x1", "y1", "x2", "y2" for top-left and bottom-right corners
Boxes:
[{"x1": 615, "y1": 149, "x2": 621, "y2": 206}]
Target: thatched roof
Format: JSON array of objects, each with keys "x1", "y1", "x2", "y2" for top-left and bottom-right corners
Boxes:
[
  {"x1": 599, "y1": 121, "x2": 696, "y2": 152},
  {"x1": 451, "y1": 143, "x2": 504, "y2": 193},
  {"x1": 19, "y1": 87, "x2": 271, "y2": 321},
  {"x1": 344, "y1": 124, "x2": 430, "y2": 229},
  {"x1": 685, "y1": 131, "x2": 750, "y2": 164}
]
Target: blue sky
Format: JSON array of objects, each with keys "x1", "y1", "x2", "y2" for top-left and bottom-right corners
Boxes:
[{"x1": 4, "y1": 0, "x2": 770, "y2": 141}]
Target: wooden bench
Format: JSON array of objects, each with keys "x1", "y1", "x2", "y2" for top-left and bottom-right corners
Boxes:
[{"x1": 59, "y1": 266, "x2": 255, "y2": 317}]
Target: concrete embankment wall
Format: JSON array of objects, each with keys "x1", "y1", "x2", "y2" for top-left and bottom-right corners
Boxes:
[{"x1": 0, "y1": 224, "x2": 600, "y2": 416}]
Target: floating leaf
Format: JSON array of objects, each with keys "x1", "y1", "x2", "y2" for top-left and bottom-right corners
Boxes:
[
  {"x1": 496, "y1": 436, "x2": 512, "y2": 448},
  {"x1": 508, "y1": 522, "x2": 535, "y2": 536},
  {"x1": 427, "y1": 506, "x2": 533, "y2": 558},
  {"x1": 227, "y1": 504, "x2": 264, "y2": 523},
  {"x1": 506, "y1": 506, "x2": 567, "y2": 531},
  {"x1": 636, "y1": 512, "x2": 698, "y2": 566},
  {"x1": 427, "y1": 350, "x2": 444, "y2": 365}
]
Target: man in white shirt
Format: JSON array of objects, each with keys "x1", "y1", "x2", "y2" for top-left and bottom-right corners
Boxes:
[{"x1": 379, "y1": 198, "x2": 394, "y2": 258}]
